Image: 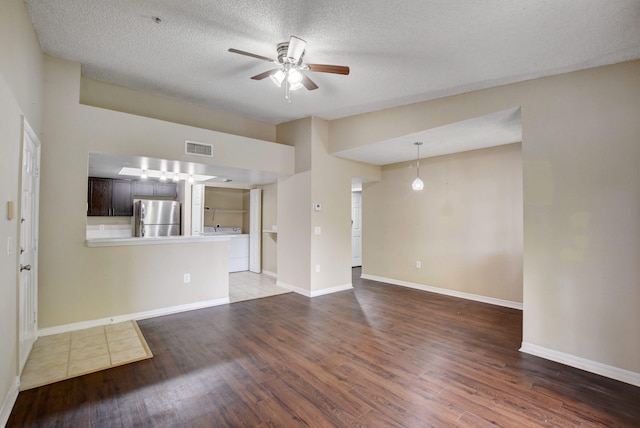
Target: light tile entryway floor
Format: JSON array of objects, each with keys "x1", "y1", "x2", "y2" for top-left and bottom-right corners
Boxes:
[
  {"x1": 20, "y1": 321, "x2": 152, "y2": 390},
  {"x1": 229, "y1": 271, "x2": 291, "y2": 303}
]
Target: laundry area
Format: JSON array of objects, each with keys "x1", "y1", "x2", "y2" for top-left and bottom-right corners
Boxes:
[{"x1": 191, "y1": 185, "x2": 257, "y2": 273}]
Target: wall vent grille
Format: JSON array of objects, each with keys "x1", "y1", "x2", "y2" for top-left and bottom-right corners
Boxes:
[{"x1": 185, "y1": 141, "x2": 213, "y2": 157}]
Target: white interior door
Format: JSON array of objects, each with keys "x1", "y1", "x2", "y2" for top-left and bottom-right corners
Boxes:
[
  {"x1": 249, "y1": 188, "x2": 262, "y2": 273},
  {"x1": 19, "y1": 118, "x2": 40, "y2": 372},
  {"x1": 351, "y1": 191, "x2": 362, "y2": 267}
]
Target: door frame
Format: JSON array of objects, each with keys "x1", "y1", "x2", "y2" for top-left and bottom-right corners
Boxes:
[
  {"x1": 249, "y1": 188, "x2": 262, "y2": 273},
  {"x1": 18, "y1": 117, "x2": 41, "y2": 372},
  {"x1": 351, "y1": 190, "x2": 362, "y2": 267}
]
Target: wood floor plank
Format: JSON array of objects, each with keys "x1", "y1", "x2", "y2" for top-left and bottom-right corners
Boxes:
[{"x1": 7, "y1": 268, "x2": 640, "y2": 427}]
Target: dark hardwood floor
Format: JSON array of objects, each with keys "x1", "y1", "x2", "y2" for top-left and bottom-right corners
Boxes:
[{"x1": 8, "y1": 269, "x2": 640, "y2": 427}]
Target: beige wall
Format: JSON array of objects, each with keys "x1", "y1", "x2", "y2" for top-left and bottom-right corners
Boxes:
[
  {"x1": 37, "y1": 55, "x2": 293, "y2": 328},
  {"x1": 277, "y1": 171, "x2": 312, "y2": 289},
  {"x1": 276, "y1": 117, "x2": 381, "y2": 293},
  {"x1": 330, "y1": 60, "x2": 640, "y2": 376},
  {"x1": 363, "y1": 143, "x2": 523, "y2": 303},
  {"x1": 203, "y1": 186, "x2": 245, "y2": 229},
  {"x1": 309, "y1": 118, "x2": 381, "y2": 291},
  {"x1": 0, "y1": 0, "x2": 44, "y2": 420},
  {"x1": 80, "y1": 77, "x2": 275, "y2": 142}
]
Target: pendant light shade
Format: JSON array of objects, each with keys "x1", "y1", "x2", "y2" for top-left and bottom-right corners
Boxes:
[
  {"x1": 412, "y1": 142, "x2": 424, "y2": 191},
  {"x1": 412, "y1": 176, "x2": 424, "y2": 191}
]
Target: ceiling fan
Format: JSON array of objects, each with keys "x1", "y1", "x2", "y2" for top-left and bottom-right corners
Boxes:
[{"x1": 228, "y1": 36, "x2": 350, "y2": 101}]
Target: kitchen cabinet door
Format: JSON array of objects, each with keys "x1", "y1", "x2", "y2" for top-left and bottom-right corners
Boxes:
[
  {"x1": 132, "y1": 180, "x2": 155, "y2": 197},
  {"x1": 112, "y1": 179, "x2": 133, "y2": 216},
  {"x1": 87, "y1": 177, "x2": 112, "y2": 216},
  {"x1": 156, "y1": 182, "x2": 178, "y2": 198}
]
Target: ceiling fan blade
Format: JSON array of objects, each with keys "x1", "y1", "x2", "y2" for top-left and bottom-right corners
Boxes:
[
  {"x1": 251, "y1": 69, "x2": 280, "y2": 80},
  {"x1": 286, "y1": 36, "x2": 306, "y2": 62},
  {"x1": 228, "y1": 48, "x2": 275, "y2": 63},
  {"x1": 307, "y1": 64, "x2": 350, "y2": 75},
  {"x1": 301, "y1": 74, "x2": 318, "y2": 91}
]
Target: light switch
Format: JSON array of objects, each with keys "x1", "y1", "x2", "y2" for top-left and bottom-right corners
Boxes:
[
  {"x1": 315, "y1": 227, "x2": 321, "y2": 235},
  {"x1": 7, "y1": 201, "x2": 14, "y2": 220}
]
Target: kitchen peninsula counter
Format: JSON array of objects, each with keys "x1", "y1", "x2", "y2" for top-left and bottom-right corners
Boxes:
[{"x1": 86, "y1": 235, "x2": 234, "y2": 248}]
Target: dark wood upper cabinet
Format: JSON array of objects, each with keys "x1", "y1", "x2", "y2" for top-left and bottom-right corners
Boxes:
[
  {"x1": 133, "y1": 180, "x2": 177, "y2": 198},
  {"x1": 156, "y1": 182, "x2": 178, "y2": 198},
  {"x1": 111, "y1": 179, "x2": 134, "y2": 216},
  {"x1": 87, "y1": 178, "x2": 112, "y2": 216},
  {"x1": 88, "y1": 178, "x2": 177, "y2": 216},
  {"x1": 132, "y1": 180, "x2": 155, "y2": 197}
]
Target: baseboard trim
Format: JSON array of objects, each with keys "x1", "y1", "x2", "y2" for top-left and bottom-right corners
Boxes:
[
  {"x1": 520, "y1": 342, "x2": 640, "y2": 387},
  {"x1": 361, "y1": 274, "x2": 523, "y2": 310},
  {"x1": 0, "y1": 376, "x2": 19, "y2": 427},
  {"x1": 276, "y1": 281, "x2": 353, "y2": 298},
  {"x1": 310, "y1": 283, "x2": 353, "y2": 297},
  {"x1": 262, "y1": 270, "x2": 277, "y2": 278},
  {"x1": 38, "y1": 298, "x2": 230, "y2": 337}
]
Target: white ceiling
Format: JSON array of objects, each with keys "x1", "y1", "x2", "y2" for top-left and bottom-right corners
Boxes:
[
  {"x1": 335, "y1": 107, "x2": 522, "y2": 165},
  {"x1": 25, "y1": 0, "x2": 640, "y2": 182}
]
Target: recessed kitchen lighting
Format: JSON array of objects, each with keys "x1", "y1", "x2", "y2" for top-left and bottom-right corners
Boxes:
[{"x1": 118, "y1": 167, "x2": 215, "y2": 182}]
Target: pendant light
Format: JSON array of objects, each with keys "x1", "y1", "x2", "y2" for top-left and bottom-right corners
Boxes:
[{"x1": 412, "y1": 142, "x2": 424, "y2": 191}]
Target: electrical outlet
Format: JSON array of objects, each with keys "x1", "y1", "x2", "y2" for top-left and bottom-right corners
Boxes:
[
  {"x1": 315, "y1": 264, "x2": 320, "y2": 273},
  {"x1": 184, "y1": 273, "x2": 191, "y2": 283},
  {"x1": 315, "y1": 227, "x2": 321, "y2": 235},
  {"x1": 416, "y1": 261, "x2": 421, "y2": 269}
]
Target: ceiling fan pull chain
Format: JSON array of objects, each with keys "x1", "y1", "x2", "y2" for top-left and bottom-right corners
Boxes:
[{"x1": 285, "y1": 74, "x2": 291, "y2": 102}]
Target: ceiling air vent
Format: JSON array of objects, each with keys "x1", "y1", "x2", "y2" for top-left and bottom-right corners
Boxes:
[{"x1": 185, "y1": 140, "x2": 213, "y2": 157}]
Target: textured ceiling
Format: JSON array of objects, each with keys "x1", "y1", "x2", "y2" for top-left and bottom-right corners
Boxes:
[
  {"x1": 24, "y1": 1, "x2": 640, "y2": 184},
  {"x1": 24, "y1": 0, "x2": 640, "y2": 126}
]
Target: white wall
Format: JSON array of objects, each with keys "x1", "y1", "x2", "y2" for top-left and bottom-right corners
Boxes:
[{"x1": 0, "y1": 0, "x2": 44, "y2": 423}]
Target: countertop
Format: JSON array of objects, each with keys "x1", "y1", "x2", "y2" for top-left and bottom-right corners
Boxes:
[{"x1": 86, "y1": 235, "x2": 235, "y2": 248}]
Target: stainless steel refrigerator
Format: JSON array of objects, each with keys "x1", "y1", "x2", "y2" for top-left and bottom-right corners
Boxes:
[{"x1": 133, "y1": 199, "x2": 181, "y2": 237}]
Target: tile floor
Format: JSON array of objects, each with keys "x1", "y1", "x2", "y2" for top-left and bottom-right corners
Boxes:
[
  {"x1": 229, "y1": 271, "x2": 291, "y2": 303},
  {"x1": 20, "y1": 321, "x2": 152, "y2": 391}
]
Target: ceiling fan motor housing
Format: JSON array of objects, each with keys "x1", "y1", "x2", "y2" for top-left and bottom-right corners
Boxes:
[{"x1": 277, "y1": 41, "x2": 304, "y2": 65}]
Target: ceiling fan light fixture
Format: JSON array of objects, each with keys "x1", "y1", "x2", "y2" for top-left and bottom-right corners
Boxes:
[
  {"x1": 270, "y1": 69, "x2": 285, "y2": 87},
  {"x1": 228, "y1": 36, "x2": 348, "y2": 100},
  {"x1": 288, "y1": 68, "x2": 302, "y2": 85}
]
